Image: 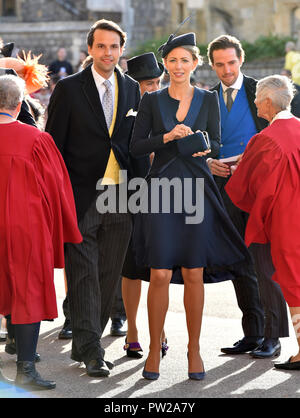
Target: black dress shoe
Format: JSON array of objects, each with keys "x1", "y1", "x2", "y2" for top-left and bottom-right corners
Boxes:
[
  {"x1": 250, "y1": 338, "x2": 281, "y2": 359},
  {"x1": 86, "y1": 358, "x2": 110, "y2": 377},
  {"x1": 71, "y1": 350, "x2": 114, "y2": 370},
  {"x1": 221, "y1": 337, "x2": 264, "y2": 354},
  {"x1": 58, "y1": 319, "x2": 72, "y2": 340},
  {"x1": 110, "y1": 318, "x2": 127, "y2": 337},
  {"x1": 274, "y1": 356, "x2": 300, "y2": 370}
]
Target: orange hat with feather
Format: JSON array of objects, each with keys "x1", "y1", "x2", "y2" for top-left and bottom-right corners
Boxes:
[{"x1": 0, "y1": 50, "x2": 49, "y2": 94}]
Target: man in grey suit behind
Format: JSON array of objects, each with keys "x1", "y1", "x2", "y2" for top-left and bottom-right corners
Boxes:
[{"x1": 46, "y1": 19, "x2": 143, "y2": 377}]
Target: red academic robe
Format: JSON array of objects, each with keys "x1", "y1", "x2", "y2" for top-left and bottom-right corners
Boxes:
[
  {"x1": 226, "y1": 117, "x2": 300, "y2": 306},
  {"x1": 0, "y1": 121, "x2": 82, "y2": 324}
]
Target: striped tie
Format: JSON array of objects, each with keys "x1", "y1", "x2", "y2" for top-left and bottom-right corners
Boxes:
[{"x1": 225, "y1": 87, "x2": 234, "y2": 112}]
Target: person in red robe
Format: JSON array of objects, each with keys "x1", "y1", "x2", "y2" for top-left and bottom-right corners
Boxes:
[
  {"x1": 226, "y1": 74, "x2": 300, "y2": 370},
  {"x1": 0, "y1": 74, "x2": 82, "y2": 389}
]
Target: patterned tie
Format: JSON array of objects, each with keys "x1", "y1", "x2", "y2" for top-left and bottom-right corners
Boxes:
[
  {"x1": 225, "y1": 87, "x2": 234, "y2": 112},
  {"x1": 102, "y1": 80, "x2": 113, "y2": 130}
]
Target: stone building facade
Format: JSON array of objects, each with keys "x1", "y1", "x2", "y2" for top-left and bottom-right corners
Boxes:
[
  {"x1": 0, "y1": 0, "x2": 299, "y2": 68},
  {"x1": 130, "y1": 0, "x2": 300, "y2": 47},
  {"x1": 0, "y1": 0, "x2": 133, "y2": 66}
]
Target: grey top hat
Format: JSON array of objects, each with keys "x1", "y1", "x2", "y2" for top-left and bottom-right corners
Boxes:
[{"x1": 126, "y1": 52, "x2": 164, "y2": 81}]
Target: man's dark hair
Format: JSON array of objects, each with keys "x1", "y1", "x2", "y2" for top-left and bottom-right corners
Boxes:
[
  {"x1": 87, "y1": 19, "x2": 127, "y2": 48},
  {"x1": 207, "y1": 35, "x2": 245, "y2": 66}
]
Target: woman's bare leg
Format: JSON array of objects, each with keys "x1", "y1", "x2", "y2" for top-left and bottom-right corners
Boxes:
[
  {"x1": 289, "y1": 307, "x2": 300, "y2": 362},
  {"x1": 182, "y1": 267, "x2": 205, "y2": 373},
  {"x1": 145, "y1": 268, "x2": 172, "y2": 373},
  {"x1": 122, "y1": 277, "x2": 141, "y2": 343}
]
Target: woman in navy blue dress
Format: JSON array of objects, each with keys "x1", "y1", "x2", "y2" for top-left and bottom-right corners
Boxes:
[{"x1": 130, "y1": 33, "x2": 251, "y2": 380}]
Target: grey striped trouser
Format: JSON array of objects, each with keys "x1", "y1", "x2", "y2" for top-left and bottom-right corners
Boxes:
[
  {"x1": 250, "y1": 243, "x2": 289, "y2": 338},
  {"x1": 65, "y1": 191, "x2": 132, "y2": 363}
]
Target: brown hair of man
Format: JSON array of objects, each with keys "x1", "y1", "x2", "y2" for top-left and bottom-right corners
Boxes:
[
  {"x1": 207, "y1": 35, "x2": 245, "y2": 66},
  {"x1": 87, "y1": 19, "x2": 127, "y2": 48}
]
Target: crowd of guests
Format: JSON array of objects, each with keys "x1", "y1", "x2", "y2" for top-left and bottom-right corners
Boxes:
[{"x1": 1, "y1": 18, "x2": 300, "y2": 393}]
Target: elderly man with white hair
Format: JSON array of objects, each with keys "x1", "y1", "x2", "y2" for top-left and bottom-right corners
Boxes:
[{"x1": 226, "y1": 74, "x2": 300, "y2": 370}]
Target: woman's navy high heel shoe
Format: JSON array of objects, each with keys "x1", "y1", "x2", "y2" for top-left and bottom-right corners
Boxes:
[
  {"x1": 188, "y1": 370, "x2": 206, "y2": 380},
  {"x1": 187, "y1": 353, "x2": 206, "y2": 380},
  {"x1": 142, "y1": 356, "x2": 160, "y2": 380},
  {"x1": 142, "y1": 368, "x2": 160, "y2": 380}
]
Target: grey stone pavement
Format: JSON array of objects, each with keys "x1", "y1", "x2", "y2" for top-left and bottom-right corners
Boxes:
[{"x1": 0, "y1": 269, "x2": 299, "y2": 399}]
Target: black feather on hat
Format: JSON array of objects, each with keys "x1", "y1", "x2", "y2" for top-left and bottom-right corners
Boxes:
[{"x1": 158, "y1": 14, "x2": 196, "y2": 58}]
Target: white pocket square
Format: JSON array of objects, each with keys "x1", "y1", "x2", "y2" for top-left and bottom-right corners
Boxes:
[{"x1": 126, "y1": 109, "x2": 137, "y2": 117}]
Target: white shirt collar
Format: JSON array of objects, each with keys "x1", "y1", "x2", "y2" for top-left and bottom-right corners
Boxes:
[
  {"x1": 91, "y1": 64, "x2": 115, "y2": 89},
  {"x1": 270, "y1": 110, "x2": 294, "y2": 125},
  {"x1": 221, "y1": 71, "x2": 244, "y2": 92}
]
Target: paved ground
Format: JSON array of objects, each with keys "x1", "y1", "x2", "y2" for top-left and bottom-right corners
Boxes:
[{"x1": 0, "y1": 269, "x2": 299, "y2": 399}]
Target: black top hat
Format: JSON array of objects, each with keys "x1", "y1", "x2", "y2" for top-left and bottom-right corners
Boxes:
[
  {"x1": 158, "y1": 33, "x2": 196, "y2": 58},
  {"x1": 0, "y1": 42, "x2": 14, "y2": 57},
  {"x1": 126, "y1": 52, "x2": 164, "y2": 81}
]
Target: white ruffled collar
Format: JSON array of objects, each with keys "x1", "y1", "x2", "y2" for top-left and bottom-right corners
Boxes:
[{"x1": 270, "y1": 110, "x2": 294, "y2": 125}]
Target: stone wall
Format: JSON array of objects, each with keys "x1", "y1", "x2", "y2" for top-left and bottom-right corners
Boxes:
[
  {"x1": 0, "y1": 0, "x2": 291, "y2": 72},
  {"x1": 0, "y1": 0, "x2": 133, "y2": 65},
  {"x1": 130, "y1": 0, "x2": 173, "y2": 48},
  {"x1": 0, "y1": 21, "x2": 91, "y2": 67}
]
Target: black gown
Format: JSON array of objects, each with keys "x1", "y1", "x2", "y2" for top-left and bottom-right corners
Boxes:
[{"x1": 129, "y1": 87, "x2": 251, "y2": 284}]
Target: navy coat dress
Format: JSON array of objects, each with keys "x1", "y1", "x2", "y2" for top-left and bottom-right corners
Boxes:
[{"x1": 130, "y1": 87, "x2": 251, "y2": 284}]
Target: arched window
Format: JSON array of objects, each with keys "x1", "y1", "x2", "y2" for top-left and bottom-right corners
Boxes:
[{"x1": 1, "y1": 0, "x2": 16, "y2": 16}]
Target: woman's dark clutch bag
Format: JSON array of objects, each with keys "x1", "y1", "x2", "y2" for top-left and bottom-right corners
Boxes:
[{"x1": 177, "y1": 130, "x2": 211, "y2": 156}]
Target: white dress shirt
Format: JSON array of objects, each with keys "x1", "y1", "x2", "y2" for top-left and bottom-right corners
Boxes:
[
  {"x1": 91, "y1": 65, "x2": 115, "y2": 109},
  {"x1": 221, "y1": 71, "x2": 244, "y2": 105}
]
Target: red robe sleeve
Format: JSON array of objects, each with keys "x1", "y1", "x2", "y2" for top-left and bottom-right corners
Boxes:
[
  {"x1": 225, "y1": 132, "x2": 286, "y2": 246},
  {"x1": 32, "y1": 132, "x2": 82, "y2": 268}
]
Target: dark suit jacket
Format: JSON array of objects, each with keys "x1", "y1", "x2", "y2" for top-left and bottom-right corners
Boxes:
[
  {"x1": 211, "y1": 75, "x2": 268, "y2": 133},
  {"x1": 46, "y1": 64, "x2": 146, "y2": 221}
]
